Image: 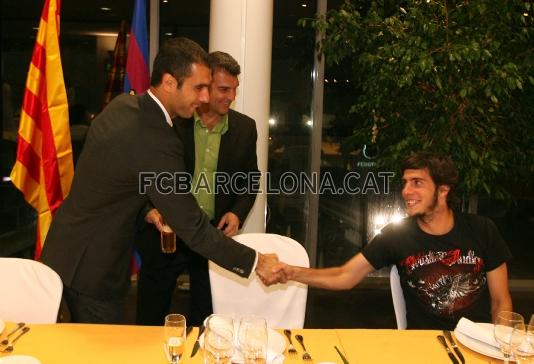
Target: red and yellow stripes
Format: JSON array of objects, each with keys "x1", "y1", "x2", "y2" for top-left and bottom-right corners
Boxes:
[{"x1": 10, "y1": 0, "x2": 74, "y2": 259}]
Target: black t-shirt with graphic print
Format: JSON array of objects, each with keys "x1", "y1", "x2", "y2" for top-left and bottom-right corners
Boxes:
[{"x1": 362, "y1": 211, "x2": 512, "y2": 330}]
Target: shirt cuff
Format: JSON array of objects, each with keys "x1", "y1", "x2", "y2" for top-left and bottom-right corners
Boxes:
[{"x1": 249, "y1": 251, "x2": 259, "y2": 278}]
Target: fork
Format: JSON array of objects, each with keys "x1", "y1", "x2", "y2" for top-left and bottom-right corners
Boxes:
[
  {"x1": 295, "y1": 334, "x2": 312, "y2": 361},
  {"x1": 283, "y1": 329, "x2": 297, "y2": 357},
  {"x1": 0, "y1": 327, "x2": 30, "y2": 353}
]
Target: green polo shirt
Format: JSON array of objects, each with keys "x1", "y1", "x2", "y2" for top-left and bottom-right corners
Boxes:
[{"x1": 191, "y1": 112, "x2": 229, "y2": 220}]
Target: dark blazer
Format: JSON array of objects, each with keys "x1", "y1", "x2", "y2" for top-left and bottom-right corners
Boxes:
[
  {"x1": 176, "y1": 108, "x2": 259, "y2": 224},
  {"x1": 41, "y1": 93, "x2": 256, "y2": 300}
]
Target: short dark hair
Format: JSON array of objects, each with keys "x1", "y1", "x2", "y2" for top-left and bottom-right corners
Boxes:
[
  {"x1": 151, "y1": 37, "x2": 210, "y2": 88},
  {"x1": 401, "y1": 151, "x2": 460, "y2": 208},
  {"x1": 208, "y1": 51, "x2": 240, "y2": 76}
]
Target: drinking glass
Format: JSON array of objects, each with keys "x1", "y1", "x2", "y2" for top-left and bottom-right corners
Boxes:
[
  {"x1": 238, "y1": 316, "x2": 268, "y2": 364},
  {"x1": 494, "y1": 311, "x2": 525, "y2": 363},
  {"x1": 161, "y1": 224, "x2": 176, "y2": 253},
  {"x1": 164, "y1": 314, "x2": 187, "y2": 364},
  {"x1": 203, "y1": 314, "x2": 235, "y2": 364},
  {"x1": 513, "y1": 324, "x2": 534, "y2": 364}
]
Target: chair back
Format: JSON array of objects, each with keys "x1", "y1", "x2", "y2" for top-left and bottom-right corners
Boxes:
[
  {"x1": 209, "y1": 233, "x2": 309, "y2": 328},
  {"x1": 390, "y1": 265, "x2": 407, "y2": 329},
  {"x1": 0, "y1": 257, "x2": 63, "y2": 323}
]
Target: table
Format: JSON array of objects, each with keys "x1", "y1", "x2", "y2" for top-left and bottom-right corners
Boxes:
[{"x1": 0, "y1": 322, "x2": 503, "y2": 363}]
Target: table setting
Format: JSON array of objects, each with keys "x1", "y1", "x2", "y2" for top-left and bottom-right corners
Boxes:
[
  {"x1": 1, "y1": 311, "x2": 532, "y2": 363},
  {"x1": 0, "y1": 322, "x2": 39, "y2": 364},
  {"x1": 453, "y1": 312, "x2": 534, "y2": 364}
]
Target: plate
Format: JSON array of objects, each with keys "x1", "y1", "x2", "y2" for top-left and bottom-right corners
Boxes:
[
  {"x1": 0, "y1": 320, "x2": 4, "y2": 335},
  {"x1": 199, "y1": 328, "x2": 286, "y2": 363},
  {"x1": 454, "y1": 323, "x2": 507, "y2": 361},
  {"x1": 0, "y1": 356, "x2": 41, "y2": 364}
]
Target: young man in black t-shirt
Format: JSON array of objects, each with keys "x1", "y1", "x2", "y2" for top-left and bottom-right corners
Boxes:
[{"x1": 274, "y1": 151, "x2": 512, "y2": 329}]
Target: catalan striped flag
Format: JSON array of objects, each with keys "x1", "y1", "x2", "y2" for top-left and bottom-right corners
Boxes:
[
  {"x1": 124, "y1": 0, "x2": 150, "y2": 95},
  {"x1": 10, "y1": 0, "x2": 74, "y2": 260}
]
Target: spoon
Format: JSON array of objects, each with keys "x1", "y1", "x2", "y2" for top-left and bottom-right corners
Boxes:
[
  {"x1": 1, "y1": 327, "x2": 31, "y2": 353},
  {"x1": 0, "y1": 322, "x2": 25, "y2": 346}
]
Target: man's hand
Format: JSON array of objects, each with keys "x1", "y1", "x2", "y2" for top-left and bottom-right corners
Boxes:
[
  {"x1": 144, "y1": 208, "x2": 164, "y2": 232},
  {"x1": 217, "y1": 212, "x2": 240, "y2": 237},
  {"x1": 271, "y1": 262, "x2": 294, "y2": 284},
  {"x1": 255, "y1": 253, "x2": 283, "y2": 286}
]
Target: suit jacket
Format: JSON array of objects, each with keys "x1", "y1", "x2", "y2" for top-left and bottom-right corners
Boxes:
[
  {"x1": 41, "y1": 93, "x2": 256, "y2": 300},
  {"x1": 175, "y1": 109, "x2": 259, "y2": 225}
]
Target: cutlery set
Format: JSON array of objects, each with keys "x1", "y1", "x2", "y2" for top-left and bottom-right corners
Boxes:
[
  {"x1": 0, "y1": 322, "x2": 31, "y2": 353},
  {"x1": 283, "y1": 329, "x2": 313, "y2": 361},
  {"x1": 437, "y1": 330, "x2": 465, "y2": 364},
  {"x1": 283, "y1": 329, "x2": 350, "y2": 364}
]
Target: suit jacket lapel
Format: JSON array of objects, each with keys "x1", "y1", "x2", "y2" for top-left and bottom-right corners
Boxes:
[
  {"x1": 175, "y1": 118, "x2": 195, "y2": 174},
  {"x1": 217, "y1": 116, "x2": 234, "y2": 173}
]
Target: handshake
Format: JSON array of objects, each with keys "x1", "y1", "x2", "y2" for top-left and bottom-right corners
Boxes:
[{"x1": 255, "y1": 253, "x2": 294, "y2": 286}]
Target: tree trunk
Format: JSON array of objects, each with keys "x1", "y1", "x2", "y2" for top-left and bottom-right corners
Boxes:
[{"x1": 468, "y1": 194, "x2": 479, "y2": 214}]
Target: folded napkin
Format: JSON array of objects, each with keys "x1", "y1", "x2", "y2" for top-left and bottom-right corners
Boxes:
[
  {"x1": 267, "y1": 349, "x2": 284, "y2": 364},
  {"x1": 455, "y1": 317, "x2": 499, "y2": 347},
  {"x1": 232, "y1": 348, "x2": 282, "y2": 364}
]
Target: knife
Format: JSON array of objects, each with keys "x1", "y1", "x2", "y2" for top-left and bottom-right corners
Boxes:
[
  {"x1": 334, "y1": 345, "x2": 350, "y2": 364},
  {"x1": 186, "y1": 326, "x2": 193, "y2": 337},
  {"x1": 443, "y1": 330, "x2": 465, "y2": 364},
  {"x1": 190, "y1": 325, "x2": 205, "y2": 358},
  {"x1": 437, "y1": 335, "x2": 459, "y2": 364}
]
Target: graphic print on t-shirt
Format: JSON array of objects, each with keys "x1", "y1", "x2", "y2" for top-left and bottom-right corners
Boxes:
[{"x1": 399, "y1": 249, "x2": 486, "y2": 318}]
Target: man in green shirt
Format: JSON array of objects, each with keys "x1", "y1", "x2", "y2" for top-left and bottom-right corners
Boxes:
[{"x1": 136, "y1": 52, "x2": 260, "y2": 325}]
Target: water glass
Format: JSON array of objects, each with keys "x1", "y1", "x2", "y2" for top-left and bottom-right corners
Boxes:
[
  {"x1": 238, "y1": 316, "x2": 268, "y2": 364},
  {"x1": 494, "y1": 311, "x2": 525, "y2": 363},
  {"x1": 513, "y1": 324, "x2": 534, "y2": 364},
  {"x1": 203, "y1": 314, "x2": 235, "y2": 364},
  {"x1": 164, "y1": 314, "x2": 187, "y2": 364}
]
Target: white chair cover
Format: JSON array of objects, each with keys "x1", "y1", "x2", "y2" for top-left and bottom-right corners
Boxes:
[
  {"x1": 0, "y1": 257, "x2": 63, "y2": 323},
  {"x1": 209, "y1": 233, "x2": 309, "y2": 329},
  {"x1": 390, "y1": 265, "x2": 407, "y2": 329}
]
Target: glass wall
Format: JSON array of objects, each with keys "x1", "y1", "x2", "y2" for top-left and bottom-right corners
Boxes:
[{"x1": 266, "y1": 0, "x2": 316, "y2": 245}]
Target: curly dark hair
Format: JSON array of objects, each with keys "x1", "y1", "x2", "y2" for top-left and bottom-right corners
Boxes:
[{"x1": 401, "y1": 151, "x2": 460, "y2": 209}]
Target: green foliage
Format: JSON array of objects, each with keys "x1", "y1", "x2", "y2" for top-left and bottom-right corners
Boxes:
[{"x1": 307, "y1": 0, "x2": 534, "y2": 198}]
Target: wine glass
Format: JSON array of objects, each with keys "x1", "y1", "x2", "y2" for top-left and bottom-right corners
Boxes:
[
  {"x1": 513, "y1": 324, "x2": 534, "y2": 364},
  {"x1": 164, "y1": 314, "x2": 187, "y2": 364},
  {"x1": 494, "y1": 311, "x2": 525, "y2": 363},
  {"x1": 203, "y1": 314, "x2": 235, "y2": 364},
  {"x1": 238, "y1": 316, "x2": 268, "y2": 364},
  {"x1": 529, "y1": 314, "x2": 534, "y2": 327}
]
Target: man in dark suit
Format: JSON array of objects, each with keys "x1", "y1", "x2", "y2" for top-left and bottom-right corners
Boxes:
[
  {"x1": 40, "y1": 38, "x2": 279, "y2": 324},
  {"x1": 136, "y1": 52, "x2": 259, "y2": 326}
]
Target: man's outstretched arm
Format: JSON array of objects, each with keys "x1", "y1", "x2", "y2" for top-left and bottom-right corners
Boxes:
[{"x1": 273, "y1": 252, "x2": 376, "y2": 290}]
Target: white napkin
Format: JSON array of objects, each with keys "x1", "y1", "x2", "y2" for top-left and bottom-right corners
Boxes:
[
  {"x1": 232, "y1": 348, "x2": 282, "y2": 364},
  {"x1": 267, "y1": 349, "x2": 284, "y2": 364},
  {"x1": 455, "y1": 317, "x2": 499, "y2": 347}
]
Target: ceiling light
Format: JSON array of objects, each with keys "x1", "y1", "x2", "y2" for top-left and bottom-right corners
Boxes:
[
  {"x1": 301, "y1": 4, "x2": 307, "y2": 7},
  {"x1": 165, "y1": 32, "x2": 173, "y2": 36},
  {"x1": 100, "y1": 7, "x2": 111, "y2": 11},
  {"x1": 269, "y1": 118, "x2": 277, "y2": 126}
]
